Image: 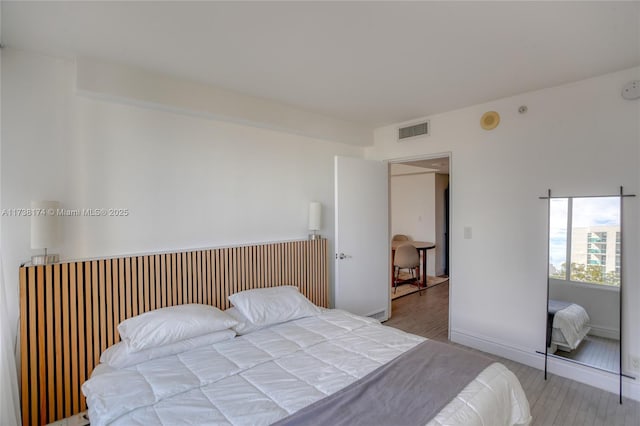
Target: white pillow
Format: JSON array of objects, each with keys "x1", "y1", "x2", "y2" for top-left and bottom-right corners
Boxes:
[
  {"x1": 117, "y1": 304, "x2": 238, "y2": 352},
  {"x1": 228, "y1": 286, "x2": 320, "y2": 327},
  {"x1": 225, "y1": 307, "x2": 266, "y2": 335},
  {"x1": 101, "y1": 329, "x2": 236, "y2": 368}
]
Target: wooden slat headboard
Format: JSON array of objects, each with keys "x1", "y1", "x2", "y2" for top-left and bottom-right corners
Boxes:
[{"x1": 19, "y1": 239, "x2": 328, "y2": 425}]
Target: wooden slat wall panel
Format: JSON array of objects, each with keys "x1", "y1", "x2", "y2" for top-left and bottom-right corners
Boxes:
[
  {"x1": 69, "y1": 266, "x2": 78, "y2": 415},
  {"x1": 19, "y1": 268, "x2": 28, "y2": 426},
  {"x1": 44, "y1": 266, "x2": 54, "y2": 423},
  {"x1": 61, "y1": 264, "x2": 71, "y2": 418},
  {"x1": 54, "y1": 267, "x2": 64, "y2": 418},
  {"x1": 19, "y1": 239, "x2": 327, "y2": 425},
  {"x1": 76, "y1": 264, "x2": 86, "y2": 413}
]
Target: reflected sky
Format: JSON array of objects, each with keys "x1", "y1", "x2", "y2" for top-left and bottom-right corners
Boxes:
[
  {"x1": 572, "y1": 197, "x2": 620, "y2": 228},
  {"x1": 549, "y1": 198, "x2": 568, "y2": 268}
]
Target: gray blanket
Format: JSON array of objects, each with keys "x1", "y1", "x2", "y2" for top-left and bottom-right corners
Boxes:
[
  {"x1": 273, "y1": 339, "x2": 494, "y2": 426},
  {"x1": 548, "y1": 299, "x2": 572, "y2": 315}
]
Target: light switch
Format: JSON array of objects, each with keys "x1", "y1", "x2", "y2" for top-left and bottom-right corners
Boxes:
[{"x1": 464, "y1": 226, "x2": 472, "y2": 239}]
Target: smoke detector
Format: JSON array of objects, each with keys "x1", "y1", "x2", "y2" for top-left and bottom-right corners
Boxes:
[{"x1": 622, "y1": 80, "x2": 640, "y2": 100}]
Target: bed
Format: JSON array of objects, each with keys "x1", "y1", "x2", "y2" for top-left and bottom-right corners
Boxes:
[
  {"x1": 82, "y1": 288, "x2": 531, "y2": 426},
  {"x1": 547, "y1": 299, "x2": 591, "y2": 354},
  {"x1": 19, "y1": 241, "x2": 531, "y2": 425}
]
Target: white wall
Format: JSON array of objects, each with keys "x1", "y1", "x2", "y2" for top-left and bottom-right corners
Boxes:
[
  {"x1": 1, "y1": 49, "x2": 364, "y2": 347},
  {"x1": 75, "y1": 58, "x2": 372, "y2": 146},
  {"x1": 367, "y1": 68, "x2": 640, "y2": 386},
  {"x1": 390, "y1": 172, "x2": 436, "y2": 276}
]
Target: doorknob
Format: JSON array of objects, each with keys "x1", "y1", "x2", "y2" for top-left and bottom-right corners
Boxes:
[{"x1": 337, "y1": 253, "x2": 352, "y2": 260}]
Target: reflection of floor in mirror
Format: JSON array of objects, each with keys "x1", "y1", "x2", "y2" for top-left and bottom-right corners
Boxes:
[{"x1": 555, "y1": 335, "x2": 619, "y2": 372}]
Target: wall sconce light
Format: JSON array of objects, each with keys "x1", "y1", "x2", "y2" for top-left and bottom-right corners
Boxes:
[
  {"x1": 31, "y1": 200, "x2": 60, "y2": 265},
  {"x1": 308, "y1": 201, "x2": 322, "y2": 240}
]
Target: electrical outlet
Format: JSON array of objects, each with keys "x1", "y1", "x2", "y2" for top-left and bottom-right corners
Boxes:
[{"x1": 630, "y1": 355, "x2": 640, "y2": 373}]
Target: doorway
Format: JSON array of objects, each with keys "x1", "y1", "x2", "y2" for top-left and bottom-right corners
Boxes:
[{"x1": 385, "y1": 154, "x2": 451, "y2": 341}]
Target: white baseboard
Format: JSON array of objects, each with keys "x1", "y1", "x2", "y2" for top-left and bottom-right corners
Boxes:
[
  {"x1": 450, "y1": 328, "x2": 640, "y2": 402},
  {"x1": 588, "y1": 324, "x2": 619, "y2": 340},
  {"x1": 450, "y1": 329, "x2": 543, "y2": 369}
]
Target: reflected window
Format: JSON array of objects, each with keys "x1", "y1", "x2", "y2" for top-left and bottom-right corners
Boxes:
[{"x1": 549, "y1": 197, "x2": 620, "y2": 287}]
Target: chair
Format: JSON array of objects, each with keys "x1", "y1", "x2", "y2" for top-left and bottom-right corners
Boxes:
[
  {"x1": 392, "y1": 234, "x2": 411, "y2": 242},
  {"x1": 393, "y1": 243, "x2": 421, "y2": 294}
]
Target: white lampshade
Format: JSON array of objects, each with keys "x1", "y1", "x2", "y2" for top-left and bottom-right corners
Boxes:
[
  {"x1": 308, "y1": 202, "x2": 322, "y2": 231},
  {"x1": 31, "y1": 200, "x2": 60, "y2": 249}
]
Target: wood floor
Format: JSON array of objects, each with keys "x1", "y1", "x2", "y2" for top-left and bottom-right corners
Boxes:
[
  {"x1": 385, "y1": 280, "x2": 449, "y2": 341},
  {"x1": 391, "y1": 276, "x2": 449, "y2": 300},
  {"x1": 552, "y1": 335, "x2": 620, "y2": 373},
  {"x1": 383, "y1": 283, "x2": 640, "y2": 425}
]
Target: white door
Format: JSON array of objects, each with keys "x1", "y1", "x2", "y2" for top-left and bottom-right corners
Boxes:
[{"x1": 334, "y1": 156, "x2": 389, "y2": 320}]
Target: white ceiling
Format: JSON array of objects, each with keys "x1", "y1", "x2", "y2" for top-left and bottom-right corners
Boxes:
[{"x1": 3, "y1": 1, "x2": 639, "y2": 129}]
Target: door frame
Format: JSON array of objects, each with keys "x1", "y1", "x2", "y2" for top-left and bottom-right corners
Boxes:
[{"x1": 386, "y1": 152, "x2": 453, "y2": 340}]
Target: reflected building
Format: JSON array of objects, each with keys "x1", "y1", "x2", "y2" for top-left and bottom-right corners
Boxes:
[{"x1": 571, "y1": 226, "x2": 621, "y2": 276}]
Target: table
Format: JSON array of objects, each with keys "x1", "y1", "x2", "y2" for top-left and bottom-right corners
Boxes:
[{"x1": 391, "y1": 240, "x2": 436, "y2": 289}]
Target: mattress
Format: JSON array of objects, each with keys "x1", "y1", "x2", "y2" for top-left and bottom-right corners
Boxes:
[{"x1": 83, "y1": 309, "x2": 531, "y2": 426}]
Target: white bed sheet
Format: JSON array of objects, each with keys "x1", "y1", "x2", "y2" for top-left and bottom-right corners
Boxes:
[
  {"x1": 83, "y1": 309, "x2": 531, "y2": 426},
  {"x1": 551, "y1": 303, "x2": 591, "y2": 350}
]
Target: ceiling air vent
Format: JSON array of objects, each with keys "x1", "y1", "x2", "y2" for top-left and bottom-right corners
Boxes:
[{"x1": 398, "y1": 120, "x2": 430, "y2": 141}]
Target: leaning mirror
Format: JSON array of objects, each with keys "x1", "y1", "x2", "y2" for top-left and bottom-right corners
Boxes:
[{"x1": 547, "y1": 195, "x2": 621, "y2": 374}]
